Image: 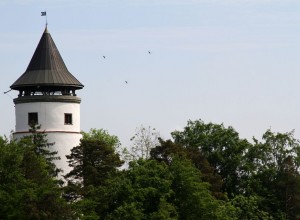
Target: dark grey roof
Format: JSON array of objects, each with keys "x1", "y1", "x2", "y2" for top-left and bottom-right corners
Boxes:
[{"x1": 11, "y1": 27, "x2": 84, "y2": 90}]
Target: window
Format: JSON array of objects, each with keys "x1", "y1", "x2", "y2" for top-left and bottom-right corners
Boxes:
[
  {"x1": 28, "y1": 112, "x2": 38, "y2": 125},
  {"x1": 64, "y1": 113, "x2": 73, "y2": 125}
]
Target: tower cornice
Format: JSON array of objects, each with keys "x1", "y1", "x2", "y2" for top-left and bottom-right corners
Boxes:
[{"x1": 13, "y1": 95, "x2": 81, "y2": 104}]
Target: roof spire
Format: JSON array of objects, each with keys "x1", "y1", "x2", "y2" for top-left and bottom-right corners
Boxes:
[
  {"x1": 10, "y1": 28, "x2": 84, "y2": 91},
  {"x1": 44, "y1": 25, "x2": 49, "y2": 34}
]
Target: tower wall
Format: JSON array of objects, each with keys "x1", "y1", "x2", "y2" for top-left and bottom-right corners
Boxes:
[
  {"x1": 14, "y1": 101, "x2": 80, "y2": 132},
  {"x1": 13, "y1": 97, "x2": 82, "y2": 176}
]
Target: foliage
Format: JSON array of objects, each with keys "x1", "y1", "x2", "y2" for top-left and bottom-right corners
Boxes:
[
  {"x1": 84, "y1": 158, "x2": 237, "y2": 220},
  {"x1": 0, "y1": 128, "x2": 72, "y2": 219},
  {"x1": 24, "y1": 124, "x2": 61, "y2": 178},
  {"x1": 106, "y1": 159, "x2": 177, "y2": 219},
  {"x1": 229, "y1": 195, "x2": 271, "y2": 220},
  {"x1": 244, "y1": 130, "x2": 300, "y2": 219},
  {"x1": 2, "y1": 120, "x2": 300, "y2": 219},
  {"x1": 82, "y1": 128, "x2": 120, "y2": 149},
  {"x1": 65, "y1": 138, "x2": 124, "y2": 187},
  {"x1": 169, "y1": 157, "x2": 221, "y2": 220},
  {"x1": 171, "y1": 119, "x2": 251, "y2": 197},
  {"x1": 65, "y1": 128, "x2": 123, "y2": 184},
  {"x1": 151, "y1": 138, "x2": 225, "y2": 199},
  {"x1": 64, "y1": 128, "x2": 124, "y2": 217}
]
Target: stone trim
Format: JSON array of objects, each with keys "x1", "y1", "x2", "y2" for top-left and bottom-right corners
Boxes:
[{"x1": 14, "y1": 130, "x2": 81, "y2": 135}]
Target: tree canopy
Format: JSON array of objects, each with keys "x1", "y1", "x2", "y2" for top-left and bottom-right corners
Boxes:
[
  {"x1": 2, "y1": 121, "x2": 300, "y2": 219},
  {"x1": 0, "y1": 126, "x2": 72, "y2": 219}
]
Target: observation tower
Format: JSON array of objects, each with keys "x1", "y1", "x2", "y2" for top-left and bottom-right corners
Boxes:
[{"x1": 10, "y1": 27, "x2": 84, "y2": 175}]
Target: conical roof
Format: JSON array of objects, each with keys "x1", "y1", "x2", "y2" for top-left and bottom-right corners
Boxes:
[{"x1": 10, "y1": 27, "x2": 84, "y2": 90}]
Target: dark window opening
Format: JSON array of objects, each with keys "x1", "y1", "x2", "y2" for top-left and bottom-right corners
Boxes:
[
  {"x1": 65, "y1": 113, "x2": 73, "y2": 125},
  {"x1": 28, "y1": 112, "x2": 38, "y2": 125}
]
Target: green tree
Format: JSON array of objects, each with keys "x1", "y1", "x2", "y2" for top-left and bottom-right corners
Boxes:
[
  {"x1": 64, "y1": 129, "x2": 124, "y2": 217},
  {"x1": 229, "y1": 195, "x2": 270, "y2": 220},
  {"x1": 150, "y1": 138, "x2": 224, "y2": 199},
  {"x1": 169, "y1": 157, "x2": 238, "y2": 220},
  {"x1": 171, "y1": 119, "x2": 250, "y2": 197},
  {"x1": 244, "y1": 130, "x2": 300, "y2": 219},
  {"x1": 105, "y1": 159, "x2": 177, "y2": 220},
  {"x1": 22, "y1": 124, "x2": 61, "y2": 179},
  {"x1": 0, "y1": 129, "x2": 72, "y2": 219},
  {"x1": 65, "y1": 138, "x2": 123, "y2": 187},
  {"x1": 0, "y1": 136, "x2": 26, "y2": 218},
  {"x1": 82, "y1": 128, "x2": 120, "y2": 148},
  {"x1": 93, "y1": 158, "x2": 236, "y2": 220},
  {"x1": 65, "y1": 128, "x2": 122, "y2": 186},
  {"x1": 276, "y1": 156, "x2": 300, "y2": 220}
]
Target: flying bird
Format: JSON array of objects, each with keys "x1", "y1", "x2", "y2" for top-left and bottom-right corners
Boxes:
[
  {"x1": 102, "y1": 56, "x2": 106, "y2": 59},
  {"x1": 125, "y1": 81, "x2": 128, "y2": 84},
  {"x1": 148, "y1": 51, "x2": 151, "y2": 54}
]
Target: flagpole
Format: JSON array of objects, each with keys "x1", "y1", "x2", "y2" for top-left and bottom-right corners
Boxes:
[
  {"x1": 45, "y1": 10, "x2": 48, "y2": 27},
  {"x1": 41, "y1": 11, "x2": 47, "y2": 27}
]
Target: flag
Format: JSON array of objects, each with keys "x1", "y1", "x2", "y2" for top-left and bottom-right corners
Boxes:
[{"x1": 41, "y1": 11, "x2": 46, "y2": 16}]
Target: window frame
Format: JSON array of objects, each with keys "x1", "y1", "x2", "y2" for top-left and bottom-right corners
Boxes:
[
  {"x1": 64, "y1": 113, "x2": 73, "y2": 125},
  {"x1": 28, "y1": 112, "x2": 38, "y2": 125}
]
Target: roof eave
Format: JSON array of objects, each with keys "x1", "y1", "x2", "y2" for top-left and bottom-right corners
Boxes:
[{"x1": 10, "y1": 84, "x2": 84, "y2": 91}]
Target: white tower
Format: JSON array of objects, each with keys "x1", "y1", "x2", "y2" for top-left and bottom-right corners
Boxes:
[{"x1": 10, "y1": 27, "x2": 84, "y2": 176}]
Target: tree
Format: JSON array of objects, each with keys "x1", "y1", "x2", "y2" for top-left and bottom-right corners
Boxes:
[
  {"x1": 169, "y1": 157, "x2": 217, "y2": 220},
  {"x1": 82, "y1": 128, "x2": 121, "y2": 148},
  {"x1": 171, "y1": 119, "x2": 250, "y2": 197},
  {"x1": 22, "y1": 123, "x2": 61, "y2": 179},
  {"x1": 124, "y1": 125, "x2": 160, "y2": 161},
  {"x1": 64, "y1": 128, "x2": 124, "y2": 217},
  {"x1": 229, "y1": 195, "x2": 272, "y2": 220},
  {"x1": 104, "y1": 159, "x2": 177, "y2": 220},
  {"x1": 90, "y1": 158, "x2": 237, "y2": 220},
  {"x1": 150, "y1": 138, "x2": 225, "y2": 199},
  {"x1": 276, "y1": 156, "x2": 300, "y2": 220},
  {"x1": 0, "y1": 128, "x2": 72, "y2": 219},
  {"x1": 244, "y1": 129, "x2": 300, "y2": 219},
  {"x1": 65, "y1": 138, "x2": 123, "y2": 187},
  {"x1": 0, "y1": 136, "x2": 26, "y2": 219}
]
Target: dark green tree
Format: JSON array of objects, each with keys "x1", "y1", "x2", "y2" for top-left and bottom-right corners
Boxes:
[
  {"x1": 229, "y1": 195, "x2": 270, "y2": 220},
  {"x1": 0, "y1": 136, "x2": 26, "y2": 219},
  {"x1": 104, "y1": 159, "x2": 177, "y2": 220},
  {"x1": 65, "y1": 138, "x2": 123, "y2": 187},
  {"x1": 64, "y1": 129, "x2": 124, "y2": 218},
  {"x1": 171, "y1": 119, "x2": 250, "y2": 197},
  {"x1": 276, "y1": 156, "x2": 300, "y2": 219},
  {"x1": 244, "y1": 130, "x2": 300, "y2": 219},
  {"x1": 65, "y1": 128, "x2": 122, "y2": 186},
  {"x1": 0, "y1": 127, "x2": 72, "y2": 219},
  {"x1": 21, "y1": 124, "x2": 61, "y2": 179},
  {"x1": 91, "y1": 158, "x2": 236, "y2": 220},
  {"x1": 150, "y1": 138, "x2": 224, "y2": 199}
]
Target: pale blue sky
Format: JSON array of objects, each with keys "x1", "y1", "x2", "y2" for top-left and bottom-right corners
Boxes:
[{"x1": 1, "y1": 0, "x2": 300, "y2": 146}]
